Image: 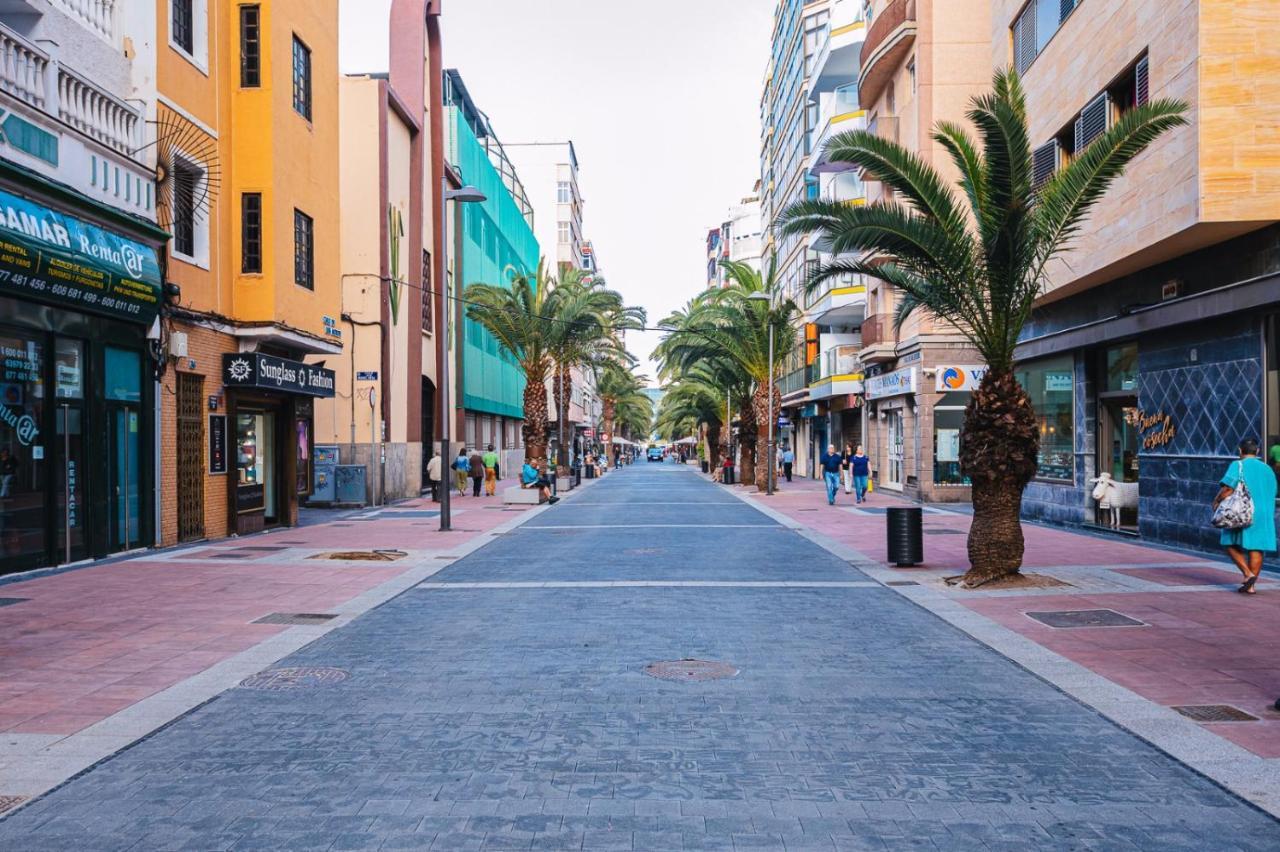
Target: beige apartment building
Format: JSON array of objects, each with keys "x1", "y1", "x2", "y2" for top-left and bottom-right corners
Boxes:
[
  {"x1": 856, "y1": 0, "x2": 988, "y2": 502},
  {"x1": 1000, "y1": 0, "x2": 1280, "y2": 560}
]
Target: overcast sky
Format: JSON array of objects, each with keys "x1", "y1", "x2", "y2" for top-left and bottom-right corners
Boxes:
[{"x1": 339, "y1": 0, "x2": 774, "y2": 385}]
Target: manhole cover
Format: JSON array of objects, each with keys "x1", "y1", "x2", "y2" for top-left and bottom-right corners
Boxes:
[
  {"x1": 308, "y1": 550, "x2": 406, "y2": 561},
  {"x1": 253, "y1": 613, "x2": 339, "y2": 626},
  {"x1": 0, "y1": 598, "x2": 30, "y2": 608},
  {"x1": 885, "y1": 580, "x2": 919, "y2": 586},
  {"x1": 644, "y1": 660, "x2": 738, "y2": 682},
  {"x1": 1027, "y1": 609, "x2": 1145, "y2": 628},
  {"x1": 1173, "y1": 704, "x2": 1259, "y2": 723},
  {"x1": 0, "y1": 795, "x2": 27, "y2": 814},
  {"x1": 239, "y1": 667, "x2": 349, "y2": 691}
]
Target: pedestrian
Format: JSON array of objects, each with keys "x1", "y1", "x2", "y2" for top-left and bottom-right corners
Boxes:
[
  {"x1": 469, "y1": 447, "x2": 485, "y2": 497},
  {"x1": 0, "y1": 448, "x2": 16, "y2": 498},
  {"x1": 819, "y1": 443, "x2": 843, "y2": 505},
  {"x1": 850, "y1": 444, "x2": 870, "y2": 504},
  {"x1": 452, "y1": 448, "x2": 469, "y2": 496},
  {"x1": 521, "y1": 459, "x2": 558, "y2": 504},
  {"x1": 1212, "y1": 438, "x2": 1277, "y2": 594},
  {"x1": 781, "y1": 444, "x2": 794, "y2": 483},
  {"x1": 482, "y1": 444, "x2": 499, "y2": 496},
  {"x1": 841, "y1": 443, "x2": 854, "y2": 494},
  {"x1": 426, "y1": 452, "x2": 442, "y2": 501}
]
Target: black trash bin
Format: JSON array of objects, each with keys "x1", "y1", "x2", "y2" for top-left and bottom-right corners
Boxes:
[
  {"x1": 886, "y1": 507, "x2": 924, "y2": 567},
  {"x1": 572, "y1": 462, "x2": 582, "y2": 487},
  {"x1": 701, "y1": 460, "x2": 709, "y2": 474},
  {"x1": 722, "y1": 464, "x2": 735, "y2": 485}
]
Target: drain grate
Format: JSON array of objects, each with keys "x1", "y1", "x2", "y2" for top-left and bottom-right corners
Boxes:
[
  {"x1": 308, "y1": 550, "x2": 406, "y2": 562},
  {"x1": 644, "y1": 659, "x2": 739, "y2": 683},
  {"x1": 0, "y1": 598, "x2": 30, "y2": 608},
  {"x1": 1027, "y1": 609, "x2": 1145, "y2": 629},
  {"x1": 1173, "y1": 704, "x2": 1259, "y2": 723},
  {"x1": 253, "y1": 612, "x2": 339, "y2": 626},
  {"x1": 885, "y1": 580, "x2": 919, "y2": 586},
  {"x1": 0, "y1": 795, "x2": 27, "y2": 814},
  {"x1": 239, "y1": 666, "x2": 350, "y2": 691}
]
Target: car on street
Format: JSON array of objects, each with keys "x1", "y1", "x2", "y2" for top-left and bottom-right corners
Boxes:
[{"x1": 647, "y1": 446, "x2": 664, "y2": 462}]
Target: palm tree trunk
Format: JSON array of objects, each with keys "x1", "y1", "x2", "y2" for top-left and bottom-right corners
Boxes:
[
  {"x1": 738, "y1": 402, "x2": 758, "y2": 488},
  {"x1": 959, "y1": 370, "x2": 1040, "y2": 586},
  {"x1": 552, "y1": 363, "x2": 572, "y2": 476},
  {"x1": 751, "y1": 382, "x2": 778, "y2": 492},
  {"x1": 523, "y1": 360, "x2": 551, "y2": 467},
  {"x1": 603, "y1": 398, "x2": 617, "y2": 468},
  {"x1": 707, "y1": 421, "x2": 723, "y2": 471}
]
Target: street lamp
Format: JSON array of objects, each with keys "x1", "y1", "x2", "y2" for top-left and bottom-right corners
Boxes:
[
  {"x1": 439, "y1": 182, "x2": 487, "y2": 532},
  {"x1": 747, "y1": 291, "x2": 776, "y2": 495}
]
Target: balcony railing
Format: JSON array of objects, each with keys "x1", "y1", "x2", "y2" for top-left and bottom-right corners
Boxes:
[
  {"x1": 869, "y1": 115, "x2": 899, "y2": 144},
  {"x1": 0, "y1": 23, "x2": 141, "y2": 157},
  {"x1": 780, "y1": 366, "x2": 810, "y2": 397},
  {"x1": 861, "y1": 313, "x2": 898, "y2": 349},
  {"x1": 823, "y1": 345, "x2": 861, "y2": 379},
  {"x1": 858, "y1": 0, "x2": 917, "y2": 110},
  {"x1": 53, "y1": 0, "x2": 116, "y2": 41}
]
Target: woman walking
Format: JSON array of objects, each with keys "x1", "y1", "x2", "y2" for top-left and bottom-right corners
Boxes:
[
  {"x1": 841, "y1": 443, "x2": 854, "y2": 495},
  {"x1": 819, "y1": 444, "x2": 843, "y2": 506},
  {"x1": 452, "y1": 448, "x2": 469, "y2": 496},
  {"x1": 1213, "y1": 438, "x2": 1276, "y2": 594},
  {"x1": 850, "y1": 445, "x2": 870, "y2": 504}
]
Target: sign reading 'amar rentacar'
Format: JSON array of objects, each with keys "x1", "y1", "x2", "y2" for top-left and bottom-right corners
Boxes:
[{"x1": 222, "y1": 353, "x2": 336, "y2": 398}]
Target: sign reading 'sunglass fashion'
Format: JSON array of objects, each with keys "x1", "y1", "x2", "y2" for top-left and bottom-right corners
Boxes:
[
  {"x1": 222, "y1": 353, "x2": 336, "y2": 398},
  {"x1": 0, "y1": 189, "x2": 162, "y2": 323}
]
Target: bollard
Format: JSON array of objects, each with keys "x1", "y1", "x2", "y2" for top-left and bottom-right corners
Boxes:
[{"x1": 886, "y1": 506, "x2": 924, "y2": 567}]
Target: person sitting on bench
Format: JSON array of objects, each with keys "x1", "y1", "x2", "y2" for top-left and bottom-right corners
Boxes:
[{"x1": 521, "y1": 460, "x2": 558, "y2": 504}]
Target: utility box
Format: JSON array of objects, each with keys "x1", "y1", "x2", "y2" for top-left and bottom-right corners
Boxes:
[
  {"x1": 310, "y1": 445, "x2": 340, "y2": 503},
  {"x1": 334, "y1": 465, "x2": 368, "y2": 505}
]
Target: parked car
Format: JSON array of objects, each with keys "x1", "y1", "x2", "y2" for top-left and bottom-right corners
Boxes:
[{"x1": 647, "y1": 446, "x2": 663, "y2": 462}]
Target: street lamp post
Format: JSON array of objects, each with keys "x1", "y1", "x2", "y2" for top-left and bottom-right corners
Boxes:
[
  {"x1": 749, "y1": 291, "x2": 776, "y2": 495},
  {"x1": 438, "y1": 181, "x2": 487, "y2": 532}
]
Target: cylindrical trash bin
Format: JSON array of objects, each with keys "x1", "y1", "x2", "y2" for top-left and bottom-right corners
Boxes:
[
  {"x1": 886, "y1": 506, "x2": 924, "y2": 567},
  {"x1": 585, "y1": 464, "x2": 596, "y2": 479},
  {"x1": 723, "y1": 464, "x2": 735, "y2": 485},
  {"x1": 701, "y1": 460, "x2": 709, "y2": 474},
  {"x1": 573, "y1": 464, "x2": 582, "y2": 487}
]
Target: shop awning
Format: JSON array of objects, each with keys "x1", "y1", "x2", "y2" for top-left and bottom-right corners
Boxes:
[{"x1": 0, "y1": 187, "x2": 163, "y2": 324}]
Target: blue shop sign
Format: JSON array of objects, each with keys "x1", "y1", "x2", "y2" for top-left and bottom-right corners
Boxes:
[{"x1": 0, "y1": 188, "x2": 162, "y2": 323}]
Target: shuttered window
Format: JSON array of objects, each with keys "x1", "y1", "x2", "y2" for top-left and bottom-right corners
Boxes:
[
  {"x1": 1012, "y1": 0, "x2": 1081, "y2": 74},
  {"x1": 1135, "y1": 55, "x2": 1149, "y2": 106},
  {"x1": 1012, "y1": 5, "x2": 1036, "y2": 74},
  {"x1": 1074, "y1": 92, "x2": 1109, "y2": 152},
  {"x1": 1032, "y1": 141, "x2": 1060, "y2": 189}
]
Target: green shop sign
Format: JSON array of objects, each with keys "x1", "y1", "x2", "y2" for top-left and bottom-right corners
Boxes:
[{"x1": 0, "y1": 188, "x2": 162, "y2": 324}]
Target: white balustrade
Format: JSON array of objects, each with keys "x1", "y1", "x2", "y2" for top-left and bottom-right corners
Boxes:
[
  {"x1": 0, "y1": 25, "x2": 49, "y2": 109},
  {"x1": 52, "y1": 0, "x2": 116, "y2": 41},
  {"x1": 57, "y1": 64, "x2": 140, "y2": 156}
]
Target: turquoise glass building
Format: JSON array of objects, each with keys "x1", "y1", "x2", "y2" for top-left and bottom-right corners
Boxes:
[{"x1": 444, "y1": 71, "x2": 540, "y2": 438}]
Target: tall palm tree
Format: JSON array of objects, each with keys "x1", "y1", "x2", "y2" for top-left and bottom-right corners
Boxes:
[
  {"x1": 781, "y1": 69, "x2": 1186, "y2": 585},
  {"x1": 597, "y1": 360, "x2": 648, "y2": 467},
  {"x1": 654, "y1": 371, "x2": 726, "y2": 468},
  {"x1": 657, "y1": 259, "x2": 798, "y2": 490}
]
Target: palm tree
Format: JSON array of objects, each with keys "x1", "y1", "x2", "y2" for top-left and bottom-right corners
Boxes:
[
  {"x1": 596, "y1": 361, "x2": 649, "y2": 467},
  {"x1": 781, "y1": 69, "x2": 1186, "y2": 585},
  {"x1": 654, "y1": 370, "x2": 727, "y2": 468},
  {"x1": 656, "y1": 259, "x2": 798, "y2": 490},
  {"x1": 463, "y1": 261, "x2": 558, "y2": 465}
]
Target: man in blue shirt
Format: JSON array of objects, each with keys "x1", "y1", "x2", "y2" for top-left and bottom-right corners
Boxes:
[
  {"x1": 819, "y1": 444, "x2": 843, "y2": 505},
  {"x1": 521, "y1": 461, "x2": 558, "y2": 504}
]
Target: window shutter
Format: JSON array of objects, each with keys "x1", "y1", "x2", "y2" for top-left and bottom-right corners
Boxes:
[
  {"x1": 1135, "y1": 55, "x2": 1150, "y2": 106},
  {"x1": 1032, "y1": 140, "x2": 1060, "y2": 189},
  {"x1": 1075, "y1": 92, "x2": 1109, "y2": 151},
  {"x1": 1012, "y1": 6, "x2": 1036, "y2": 74},
  {"x1": 1059, "y1": 0, "x2": 1075, "y2": 24}
]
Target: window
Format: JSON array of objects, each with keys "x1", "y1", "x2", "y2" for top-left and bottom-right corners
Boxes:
[
  {"x1": 239, "y1": 6, "x2": 260, "y2": 87},
  {"x1": 421, "y1": 250, "x2": 433, "y2": 333},
  {"x1": 1014, "y1": 355, "x2": 1075, "y2": 480},
  {"x1": 292, "y1": 36, "x2": 312, "y2": 120},
  {"x1": 907, "y1": 58, "x2": 916, "y2": 94},
  {"x1": 293, "y1": 209, "x2": 314, "y2": 289},
  {"x1": 934, "y1": 393, "x2": 969, "y2": 485},
  {"x1": 1012, "y1": 0, "x2": 1079, "y2": 74},
  {"x1": 241, "y1": 192, "x2": 262, "y2": 273},
  {"x1": 172, "y1": 159, "x2": 202, "y2": 258},
  {"x1": 557, "y1": 222, "x2": 570, "y2": 244},
  {"x1": 172, "y1": 0, "x2": 194, "y2": 54},
  {"x1": 1104, "y1": 343, "x2": 1138, "y2": 392},
  {"x1": 556, "y1": 182, "x2": 571, "y2": 203}
]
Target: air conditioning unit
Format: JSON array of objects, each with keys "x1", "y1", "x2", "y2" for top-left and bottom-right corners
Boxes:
[{"x1": 168, "y1": 330, "x2": 189, "y2": 359}]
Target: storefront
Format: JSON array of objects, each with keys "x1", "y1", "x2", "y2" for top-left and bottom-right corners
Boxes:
[
  {"x1": 221, "y1": 352, "x2": 335, "y2": 535},
  {"x1": 1015, "y1": 224, "x2": 1280, "y2": 561},
  {"x1": 0, "y1": 176, "x2": 164, "y2": 575}
]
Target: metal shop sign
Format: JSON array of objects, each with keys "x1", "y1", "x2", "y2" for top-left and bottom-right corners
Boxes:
[
  {"x1": 222, "y1": 353, "x2": 336, "y2": 398},
  {"x1": 208, "y1": 414, "x2": 227, "y2": 474},
  {"x1": 0, "y1": 188, "x2": 162, "y2": 323},
  {"x1": 865, "y1": 366, "x2": 917, "y2": 400},
  {"x1": 935, "y1": 365, "x2": 988, "y2": 392}
]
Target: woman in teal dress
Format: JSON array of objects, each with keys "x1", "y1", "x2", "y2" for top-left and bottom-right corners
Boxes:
[{"x1": 1214, "y1": 439, "x2": 1278, "y2": 594}]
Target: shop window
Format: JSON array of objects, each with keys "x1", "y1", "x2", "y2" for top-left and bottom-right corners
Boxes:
[
  {"x1": 236, "y1": 412, "x2": 275, "y2": 519},
  {"x1": 1104, "y1": 343, "x2": 1138, "y2": 392},
  {"x1": 0, "y1": 332, "x2": 46, "y2": 566},
  {"x1": 295, "y1": 418, "x2": 310, "y2": 496},
  {"x1": 1266, "y1": 315, "x2": 1280, "y2": 480},
  {"x1": 239, "y1": 5, "x2": 261, "y2": 88},
  {"x1": 1015, "y1": 355, "x2": 1075, "y2": 481},
  {"x1": 933, "y1": 393, "x2": 969, "y2": 485}
]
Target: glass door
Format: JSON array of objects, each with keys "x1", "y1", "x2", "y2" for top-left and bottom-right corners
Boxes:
[
  {"x1": 887, "y1": 410, "x2": 904, "y2": 486},
  {"x1": 0, "y1": 330, "x2": 46, "y2": 572},
  {"x1": 1098, "y1": 396, "x2": 1140, "y2": 530},
  {"x1": 105, "y1": 347, "x2": 142, "y2": 552}
]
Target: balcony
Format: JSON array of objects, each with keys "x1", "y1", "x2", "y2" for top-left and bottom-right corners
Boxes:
[
  {"x1": 808, "y1": 86, "x2": 865, "y2": 175},
  {"x1": 859, "y1": 0, "x2": 917, "y2": 110},
  {"x1": 805, "y1": 277, "x2": 867, "y2": 327},
  {"x1": 51, "y1": 0, "x2": 117, "y2": 41},
  {"x1": 0, "y1": 23, "x2": 142, "y2": 157},
  {"x1": 859, "y1": 312, "x2": 898, "y2": 363},
  {"x1": 779, "y1": 365, "x2": 812, "y2": 404},
  {"x1": 807, "y1": 0, "x2": 867, "y2": 103},
  {"x1": 809, "y1": 345, "x2": 864, "y2": 401}
]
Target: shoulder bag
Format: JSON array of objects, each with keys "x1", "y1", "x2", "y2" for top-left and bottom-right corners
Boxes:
[{"x1": 1211, "y1": 461, "x2": 1254, "y2": 530}]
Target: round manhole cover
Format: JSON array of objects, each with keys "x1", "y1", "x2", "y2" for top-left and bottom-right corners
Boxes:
[
  {"x1": 643, "y1": 659, "x2": 738, "y2": 682},
  {"x1": 239, "y1": 667, "x2": 350, "y2": 691}
]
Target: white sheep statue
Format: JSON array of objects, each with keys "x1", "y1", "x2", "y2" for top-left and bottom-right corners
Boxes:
[{"x1": 1090, "y1": 472, "x2": 1139, "y2": 528}]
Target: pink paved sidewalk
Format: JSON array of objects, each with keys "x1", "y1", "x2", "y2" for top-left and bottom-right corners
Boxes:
[
  {"x1": 0, "y1": 495, "x2": 522, "y2": 738},
  {"x1": 733, "y1": 472, "x2": 1280, "y2": 758}
]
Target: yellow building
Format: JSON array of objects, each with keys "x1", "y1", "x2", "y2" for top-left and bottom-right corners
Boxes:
[{"x1": 156, "y1": 0, "x2": 341, "y2": 542}]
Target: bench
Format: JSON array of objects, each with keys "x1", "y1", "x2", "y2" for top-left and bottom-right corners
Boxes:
[{"x1": 503, "y1": 485, "x2": 545, "y2": 505}]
